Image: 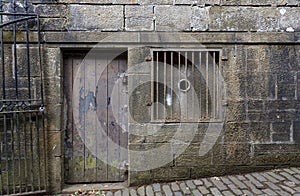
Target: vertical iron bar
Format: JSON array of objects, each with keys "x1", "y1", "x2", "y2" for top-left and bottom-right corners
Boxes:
[
  {"x1": 16, "y1": 113, "x2": 22, "y2": 193},
  {"x1": 35, "y1": 112, "x2": 41, "y2": 190},
  {"x1": 37, "y1": 16, "x2": 44, "y2": 105},
  {"x1": 0, "y1": 1, "x2": 3, "y2": 191},
  {"x1": 24, "y1": 0, "x2": 31, "y2": 100},
  {"x1": 199, "y1": 52, "x2": 201, "y2": 120},
  {"x1": 170, "y1": 52, "x2": 173, "y2": 120},
  {"x1": 29, "y1": 112, "x2": 34, "y2": 191},
  {"x1": 156, "y1": 52, "x2": 158, "y2": 120},
  {"x1": 13, "y1": 0, "x2": 18, "y2": 99},
  {"x1": 22, "y1": 113, "x2": 28, "y2": 192},
  {"x1": 213, "y1": 52, "x2": 216, "y2": 119},
  {"x1": 178, "y1": 52, "x2": 180, "y2": 121},
  {"x1": 185, "y1": 52, "x2": 188, "y2": 120},
  {"x1": 163, "y1": 52, "x2": 166, "y2": 120},
  {"x1": 10, "y1": 114, "x2": 15, "y2": 193},
  {"x1": 151, "y1": 51, "x2": 154, "y2": 121},
  {"x1": 4, "y1": 114, "x2": 9, "y2": 194},
  {"x1": 206, "y1": 52, "x2": 209, "y2": 119},
  {"x1": 217, "y1": 52, "x2": 220, "y2": 119},
  {"x1": 192, "y1": 52, "x2": 194, "y2": 121},
  {"x1": 0, "y1": 1, "x2": 5, "y2": 100}
]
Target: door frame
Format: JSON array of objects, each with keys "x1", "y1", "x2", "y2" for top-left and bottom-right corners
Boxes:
[{"x1": 61, "y1": 48, "x2": 129, "y2": 186}]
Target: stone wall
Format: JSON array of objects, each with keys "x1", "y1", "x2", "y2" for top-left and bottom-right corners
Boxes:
[{"x1": 2, "y1": 0, "x2": 299, "y2": 193}]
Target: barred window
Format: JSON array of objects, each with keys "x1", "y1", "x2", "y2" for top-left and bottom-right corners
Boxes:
[{"x1": 151, "y1": 49, "x2": 221, "y2": 122}]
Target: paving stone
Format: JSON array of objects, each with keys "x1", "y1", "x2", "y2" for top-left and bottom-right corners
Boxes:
[
  {"x1": 210, "y1": 178, "x2": 228, "y2": 191},
  {"x1": 222, "y1": 190, "x2": 234, "y2": 196},
  {"x1": 153, "y1": 183, "x2": 161, "y2": 192},
  {"x1": 242, "y1": 190, "x2": 254, "y2": 196},
  {"x1": 236, "y1": 175, "x2": 246, "y2": 181},
  {"x1": 179, "y1": 182, "x2": 191, "y2": 195},
  {"x1": 193, "y1": 180, "x2": 203, "y2": 186},
  {"x1": 220, "y1": 177, "x2": 232, "y2": 185},
  {"x1": 174, "y1": 192, "x2": 183, "y2": 196},
  {"x1": 106, "y1": 191, "x2": 113, "y2": 196},
  {"x1": 186, "y1": 180, "x2": 196, "y2": 189},
  {"x1": 228, "y1": 176, "x2": 247, "y2": 189},
  {"x1": 198, "y1": 186, "x2": 210, "y2": 195},
  {"x1": 265, "y1": 181, "x2": 281, "y2": 190},
  {"x1": 291, "y1": 168, "x2": 300, "y2": 174},
  {"x1": 295, "y1": 186, "x2": 300, "y2": 192},
  {"x1": 171, "y1": 182, "x2": 180, "y2": 191},
  {"x1": 202, "y1": 179, "x2": 213, "y2": 188},
  {"x1": 283, "y1": 180, "x2": 296, "y2": 187},
  {"x1": 261, "y1": 172, "x2": 279, "y2": 183},
  {"x1": 262, "y1": 188, "x2": 277, "y2": 195},
  {"x1": 146, "y1": 185, "x2": 154, "y2": 196},
  {"x1": 228, "y1": 184, "x2": 243, "y2": 195},
  {"x1": 162, "y1": 185, "x2": 172, "y2": 196},
  {"x1": 252, "y1": 173, "x2": 267, "y2": 182},
  {"x1": 129, "y1": 188, "x2": 138, "y2": 196},
  {"x1": 294, "y1": 174, "x2": 300, "y2": 181},
  {"x1": 155, "y1": 192, "x2": 162, "y2": 196},
  {"x1": 276, "y1": 190, "x2": 292, "y2": 196},
  {"x1": 210, "y1": 187, "x2": 222, "y2": 196},
  {"x1": 266, "y1": 171, "x2": 285, "y2": 181},
  {"x1": 280, "y1": 172, "x2": 300, "y2": 184},
  {"x1": 245, "y1": 174, "x2": 264, "y2": 189},
  {"x1": 280, "y1": 185, "x2": 296, "y2": 194},
  {"x1": 246, "y1": 181, "x2": 263, "y2": 195},
  {"x1": 114, "y1": 190, "x2": 122, "y2": 196},
  {"x1": 122, "y1": 188, "x2": 129, "y2": 196},
  {"x1": 137, "y1": 186, "x2": 145, "y2": 196},
  {"x1": 283, "y1": 168, "x2": 296, "y2": 174},
  {"x1": 192, "y1": 189, "x2": 203, "y2": 196}
]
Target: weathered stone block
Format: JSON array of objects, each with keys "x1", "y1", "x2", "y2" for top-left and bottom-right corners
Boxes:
[
  {"x1": 34, "y1": 4, "x2": 68, "y2": 17},
  {"x1": 46, "y1": 104, "x2": 63, "y2": 131},
  {"x1": 247, "y1": 122, "x2": 270, "y2": 143},
  {"x1": 266, "y1": 100, "x2": 300, "y2": 110},
  {"x1": 258, "y1": 8, "x2": 278, "y2": 32},
  {"x1": 128, "y1": 74, "x2": 151, "y2": 123},
  {"x1": 151, "y1": 167, "x2": 190, "y2": 179},
  {"x1": 277, "y1": 84, "x2": 296, "y2": 100},
  {"x1": 128, "y1": 47, "x2": 151, "y2": 73},
  {"x1": 126, "y1": 18, "x2": 154, "y2": 31},
  {"x1": 174, "y1": 0, "x2": 220, "y2": 5},
  {"x1": 209, "y1": 7, "x2": 259, "y2": 31},
  {"x1": 43, "y1": 47, "x2": 62, "y2": 78},
  {"x1": 277, "y1": 0, "x2": 300, "y2": 6},
  {"x1": 294, "y1": 121, "x2": 300, "y2": 143},
  {"x1": 271, "y1": 122, "x2": 292, "y2": 134},
  {"x1": 138, "y1": 0, "x2": 173, "y2": 4},
  {"x1": 247, "y1": 100, "x2": 264, "y2": 111},
  {"x1": 155, "y1": 6, "x2": 192, "y2": 31},
  {"x1": 40, "y1": 18, "x2": 67, "y2": 31},
  {"x1": 191, "y1": 6, "x2": 210, "y2": 31},
  {"x1": 67, "y1": 5, "x2": 123, "y2": 31},
  {"x1": 272, "y1": 133, "x2": 290, "y2": 142},
  {"x1": 223, "y1": 71, "x2": 246, "y2": 100},
  {"x1": 224, "y1": 122, "x2": 249, "y2": 143},
  {"x1": 129, "y1": 170, "x2": 151, "y2": 186},
  {"x1": 225, "y1": 100, "x2": 246, "y2": 122},
  {"x1": 278, "y1": 8, "x2": 300, "y2": 32}
]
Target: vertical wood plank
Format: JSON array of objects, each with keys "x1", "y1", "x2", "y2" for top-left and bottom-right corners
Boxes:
[
  {"x1": 107, "y1": 52, "x2": 121, "y2": 181},
  {"x1": 83, "y1": 53, "x2": 97, "y2": 181},
  {"x1": 118, "y1": 53, "x2": 128, "y2": 181},
  {"x1": 95, "y1": 52, "x2": 109, "y2": 182}
]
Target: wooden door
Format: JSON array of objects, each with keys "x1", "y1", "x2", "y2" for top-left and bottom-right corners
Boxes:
[{"x1": 64, "y1": 51, "x2": 128, "y2": 183}]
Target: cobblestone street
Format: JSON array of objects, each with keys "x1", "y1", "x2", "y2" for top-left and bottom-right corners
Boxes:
[{"x1": 62, "y1": 167, "x2": 300, "y2": 196}]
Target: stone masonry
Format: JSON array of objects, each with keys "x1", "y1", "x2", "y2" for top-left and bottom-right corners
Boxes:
[{"x1": 1, "y1": 0, "x2": 299, "y2": 193}]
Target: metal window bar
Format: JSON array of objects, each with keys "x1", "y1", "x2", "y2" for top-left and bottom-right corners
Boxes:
[
  {"x1": 0, "y1": 1, "x2": 47, "y2": 194},
  {"x1": 151, "y1": 49, "x2": 221, "y2": 122}
]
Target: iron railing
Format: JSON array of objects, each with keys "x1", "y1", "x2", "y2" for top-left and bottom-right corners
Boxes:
[{"x1": 0, "y1": 0, "x2": 46, "y2": 195}]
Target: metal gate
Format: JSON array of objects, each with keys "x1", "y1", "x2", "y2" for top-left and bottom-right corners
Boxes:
[{"x1": 0, "y1": 0, "x2": 46, "y2": 195}]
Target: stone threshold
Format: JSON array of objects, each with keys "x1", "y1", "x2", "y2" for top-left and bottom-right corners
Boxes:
[{"x1": 62, "y1": 181, "x2": 128, "y2": 193}]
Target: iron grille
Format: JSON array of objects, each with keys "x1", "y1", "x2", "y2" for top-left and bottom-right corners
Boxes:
[
  {"x1": 151, "y1": 49, "x2": 221, "y2": 122},
  {"x1": 0, "y1": 0, "x2": 46, "y2": 195}
]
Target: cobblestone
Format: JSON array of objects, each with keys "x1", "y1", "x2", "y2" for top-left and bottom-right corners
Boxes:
[{"x1": 61, "y1": 167, "x2": 300, "y2": 196}]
